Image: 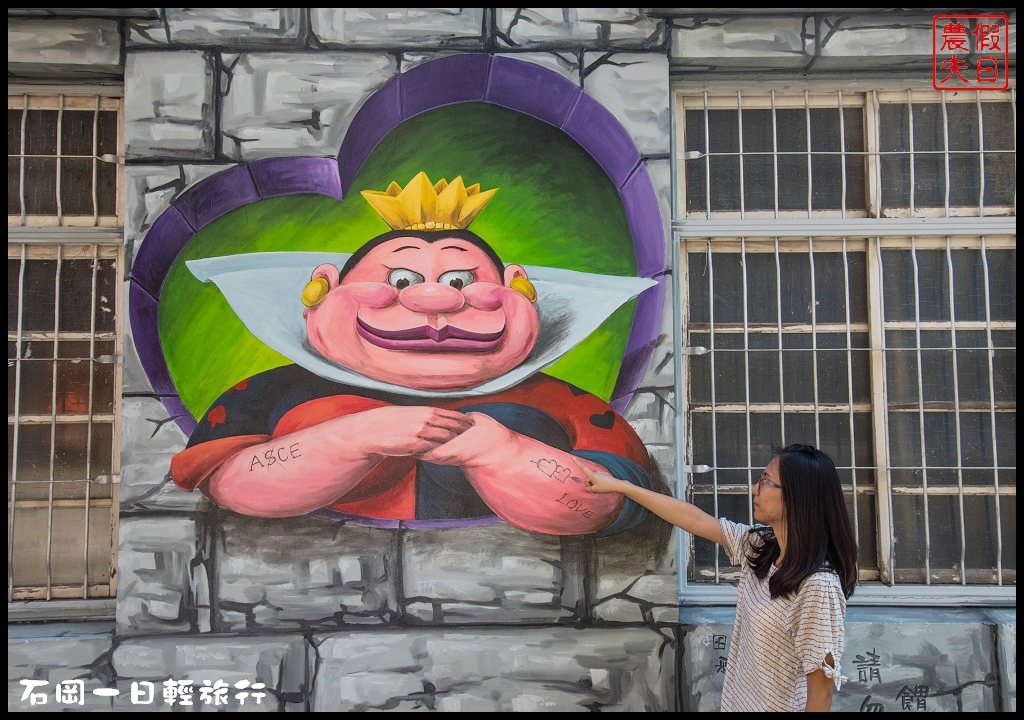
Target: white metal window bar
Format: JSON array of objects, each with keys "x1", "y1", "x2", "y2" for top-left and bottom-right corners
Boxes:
[
  {"x1": 8, "y1": 239, "x2": 122, "y2": 603},
  {"x1": 674, "y1": 87, "x2": 1015, "y2": 605},
  {"x1": 8, "y1": 90, "x2": 123, "y2": 228},
  {"x1": 8, "y1": 89, "x2": 123, "y2": 612}
]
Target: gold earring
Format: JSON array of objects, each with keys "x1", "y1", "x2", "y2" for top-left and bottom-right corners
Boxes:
[
  {"x1": 301, "y1": 277, "x2": 330, "y2": 307},
  {"x1": 510, "y1": 276, "x2": 537, "y2": 303}
]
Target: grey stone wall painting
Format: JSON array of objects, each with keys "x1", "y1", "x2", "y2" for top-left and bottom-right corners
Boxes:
[{"x1": 129, "y1": 54, "x2": 670, "y2": 541}]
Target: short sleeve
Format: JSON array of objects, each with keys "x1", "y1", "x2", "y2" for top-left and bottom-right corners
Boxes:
[
  {"x1": 718, "y1": 517, "x2": 751, "y2": 566},
  {"x1": 793, "y1": 573, "x2": 849, "y2": 689}
]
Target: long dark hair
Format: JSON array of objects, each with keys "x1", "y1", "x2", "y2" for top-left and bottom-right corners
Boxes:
[{"x1": 747, "y1": 443, "x2": 859, "y2": 599}]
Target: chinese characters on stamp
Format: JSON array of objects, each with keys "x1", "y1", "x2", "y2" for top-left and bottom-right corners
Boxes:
[{"x1": 933, "y1": 14, "x2": 1010, "y2": 90}]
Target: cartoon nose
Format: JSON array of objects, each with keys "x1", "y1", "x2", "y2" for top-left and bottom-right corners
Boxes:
[{"x1": 399, "y1": 282, "x2": 466, "y2": 313}]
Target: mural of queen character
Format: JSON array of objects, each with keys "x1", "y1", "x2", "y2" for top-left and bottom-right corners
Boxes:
[{"x1": 171, "y1": 172, "x2": 658, "y2": 536}]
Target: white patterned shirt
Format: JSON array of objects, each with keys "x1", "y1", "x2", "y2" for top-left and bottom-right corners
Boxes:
[{"x1": 718, "y1": 517, "x2": 848, "y2": 712}]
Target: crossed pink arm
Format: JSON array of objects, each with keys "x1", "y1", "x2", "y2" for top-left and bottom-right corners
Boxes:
[
  {"x1": 202, "y1": 405, "x2": 624, "y2": 533},
  {"x1": 421, "y1": 412, "x2": 624, "y2": 534}
]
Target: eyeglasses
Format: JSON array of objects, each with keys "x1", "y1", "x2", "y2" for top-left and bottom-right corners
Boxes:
[{"x1": 757, "y1": 473, "x2": 782, "y2": 491}]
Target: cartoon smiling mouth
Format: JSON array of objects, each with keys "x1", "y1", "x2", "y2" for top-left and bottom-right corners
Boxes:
[{"x1": 356, "y1": 318, "x2": 504, "y2": 352}]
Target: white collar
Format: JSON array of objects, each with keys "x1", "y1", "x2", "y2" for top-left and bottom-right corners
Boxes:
[{"x1": 187, "y1": 251, "x2": 656, "y2": 398}]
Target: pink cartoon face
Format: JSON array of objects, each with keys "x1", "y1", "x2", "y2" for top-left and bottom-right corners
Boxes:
[{"x1": 303, "y1": 234, "x2": 540, "y2": 390}]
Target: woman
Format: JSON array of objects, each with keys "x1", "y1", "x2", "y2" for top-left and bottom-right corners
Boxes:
[{"x1": 578, "y1": 443, "x2": 858, "y2": 712}]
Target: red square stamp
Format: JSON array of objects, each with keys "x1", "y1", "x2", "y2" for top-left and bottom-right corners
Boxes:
[{"x1": 933, "y1": 14, "x2": 1010, "y2": 90}]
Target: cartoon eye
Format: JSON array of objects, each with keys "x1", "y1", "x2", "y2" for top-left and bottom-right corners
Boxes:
[
  {"x1": 437, "y1": 270, "x2": 475, "y2": 290},
  {"x1": 388, "y1": 268, "x2": 425, "y2": 289}
]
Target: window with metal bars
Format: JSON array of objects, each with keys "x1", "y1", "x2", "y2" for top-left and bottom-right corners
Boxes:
[
  {"x1": 8, "y1": 90, "x2": 123, "y2": 608},
  {"x1": 8, "y1": 92, "x2": 122, "y2": 227},
  {"x1": 674, "y1": 87, "x2": 1015, "y2": 601}
]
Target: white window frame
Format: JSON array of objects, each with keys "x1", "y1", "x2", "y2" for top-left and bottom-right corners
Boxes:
[
  {"x1": 671, "y1": 82, "x2": 1016, "y2": 607},
  {"x1": 8, "y1": 85, "x2": 125, "y2": 620}
]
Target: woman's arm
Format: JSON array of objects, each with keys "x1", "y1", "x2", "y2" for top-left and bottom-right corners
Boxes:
[
  {"x1": 576, "y1": 460, "x2": 727, "y2": 546},
  {"x1": 805, "y1": 664, "x2": 835, "y2": 711}
]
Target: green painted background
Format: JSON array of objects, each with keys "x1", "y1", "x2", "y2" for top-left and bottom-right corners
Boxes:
[{"x1": 160, "y1": 103, "x2": 640, "y2": 417}]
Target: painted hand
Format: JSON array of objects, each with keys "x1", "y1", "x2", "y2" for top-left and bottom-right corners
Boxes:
[
  {"x1": 417, "y1": 412, "x2": 519, "y2": 467},
  {"x1": 356, "y1": 406, "x2": 476, "y2": 458}
]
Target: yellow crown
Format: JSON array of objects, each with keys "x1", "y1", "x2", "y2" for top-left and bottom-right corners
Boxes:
[{"x1": 360, "y1": 171, "x2": 498, "y2": 231}]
